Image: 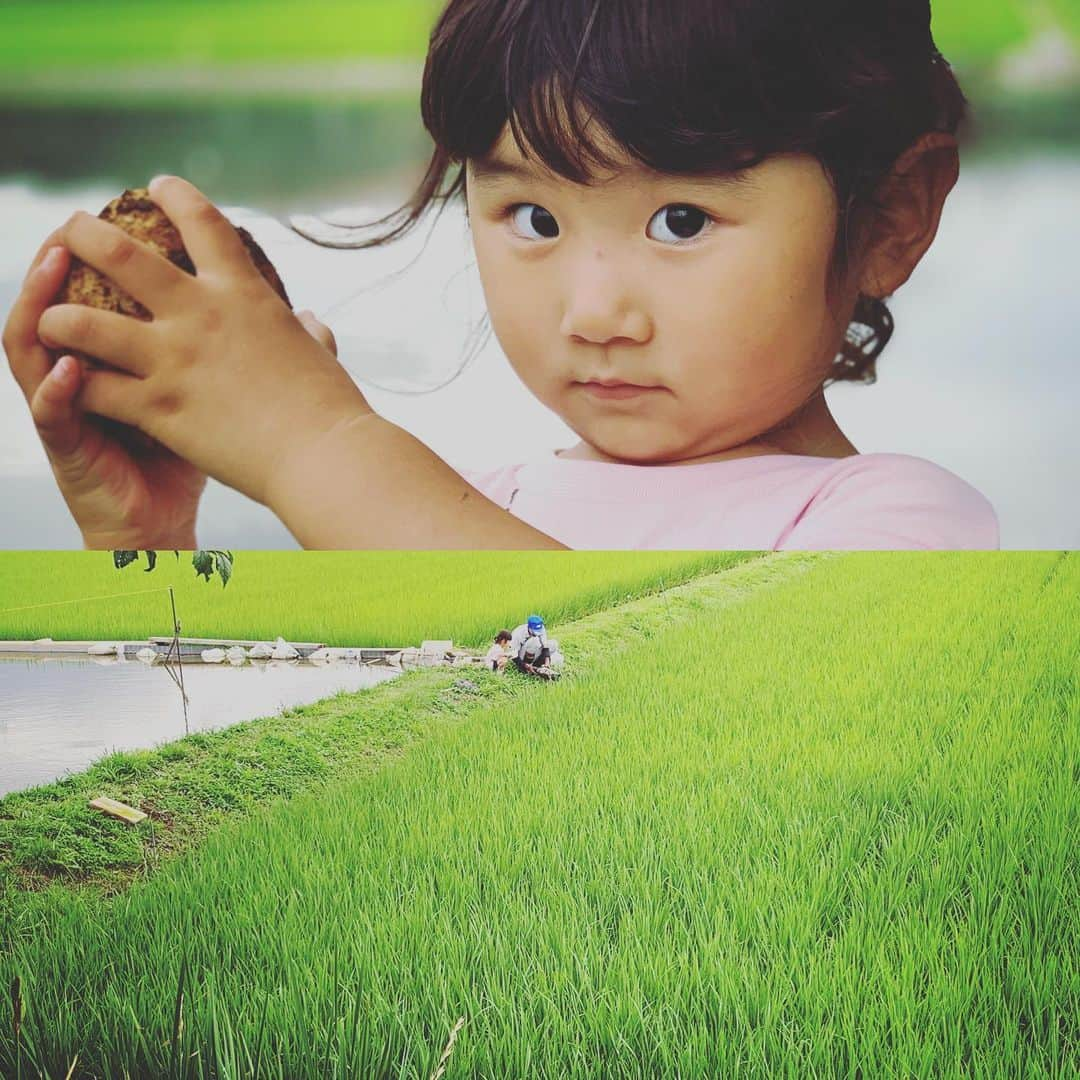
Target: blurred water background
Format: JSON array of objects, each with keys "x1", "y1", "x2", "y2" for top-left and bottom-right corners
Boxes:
[{"x1": 1, "y1": 0, "x2": 1077, "y2": 547}]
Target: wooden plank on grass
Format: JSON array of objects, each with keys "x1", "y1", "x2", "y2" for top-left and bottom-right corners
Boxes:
[{"x1": 89, "y1": 797, "x2": 147, "y2": 824}]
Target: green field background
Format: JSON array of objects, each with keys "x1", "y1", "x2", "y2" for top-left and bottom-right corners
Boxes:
[
  {"x1": 0, "y1": 0, "x2": 1071, "y2": 71},
  {"x1": 0, "y1": 551, "x2": 755, "y2": 648}
]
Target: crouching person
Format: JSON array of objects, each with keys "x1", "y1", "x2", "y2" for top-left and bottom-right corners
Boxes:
[{"x1": 511, "y1": 614, "x2": 554, "y2": 676}]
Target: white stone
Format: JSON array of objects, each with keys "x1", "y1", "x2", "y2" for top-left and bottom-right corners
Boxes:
[{"x1": 271, "y1": 636, "x2": 300, "y2": 660}]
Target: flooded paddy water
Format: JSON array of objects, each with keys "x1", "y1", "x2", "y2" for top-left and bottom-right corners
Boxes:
[{"x1": 0, "y1": 652, "x2": 402, "y2": 796}]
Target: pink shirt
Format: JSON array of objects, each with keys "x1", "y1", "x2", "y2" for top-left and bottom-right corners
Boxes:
[{"x1": 456, "y1": 452, "x2": 999, "y2": 550}]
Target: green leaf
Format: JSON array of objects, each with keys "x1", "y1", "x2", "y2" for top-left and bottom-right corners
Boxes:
[
  {"x1": 113, "y1": 550, "x2": 139, "y2": 570},
  {"x1": 213, "y1": 551, "x2": 233, "y2": 589},
  {"x1": 112, "y1": 548, "x2": 238, "y2": 585},
  {"x1": 192, "y1": 551, "x2": 214, "y2": 583}
]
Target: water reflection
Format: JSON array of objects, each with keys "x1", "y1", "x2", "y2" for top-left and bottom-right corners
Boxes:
[{"x1": 0, "y1": 655, "x2": 401, "y2": 796}]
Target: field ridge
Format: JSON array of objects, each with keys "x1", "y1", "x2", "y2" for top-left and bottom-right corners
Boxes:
[{"x1": 0, "y1": 552, "x2": 820, "y2": 898}]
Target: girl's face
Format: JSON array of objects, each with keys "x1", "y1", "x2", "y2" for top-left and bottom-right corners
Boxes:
[{"x1": 466, "y1": 125, "x2": 859, "y2": 464}]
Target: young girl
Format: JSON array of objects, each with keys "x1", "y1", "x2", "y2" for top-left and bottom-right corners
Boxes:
[
  {"x1": 486, "y1": 630, "x2": 513, "y2": 673},
  {"x1": 5, "y1": 0, "x2": 998, "y2": 550}
]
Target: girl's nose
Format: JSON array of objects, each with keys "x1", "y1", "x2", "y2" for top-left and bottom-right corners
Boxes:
[{"x1": 559, "y1": 255, "x2": 653, "y2": 345}]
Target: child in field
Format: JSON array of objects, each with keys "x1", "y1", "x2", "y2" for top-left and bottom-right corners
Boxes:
[
  {"x1": 5, "y1": 0, "x2": 999, "y2": 550},
  {"x1": 486, "y1": 629, "x2": 513, "y2": 672}
]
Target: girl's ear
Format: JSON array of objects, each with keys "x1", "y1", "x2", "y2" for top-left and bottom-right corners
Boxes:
[{"x1": 858, "y1": 132, "x2": 960, "y2": 300}]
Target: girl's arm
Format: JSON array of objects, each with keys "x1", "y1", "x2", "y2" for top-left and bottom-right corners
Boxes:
[
  {"x1": 266, "y1": 411, "x2": 569, "y2": 549},
  {"x1": 28, "y1": 181, "x2": 567, "y2": 550}
]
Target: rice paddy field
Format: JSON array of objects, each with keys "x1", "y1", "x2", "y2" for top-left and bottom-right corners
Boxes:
[
  {"x1": 0, "y1": 0, "x2": 1072, "y2": 71},
  {"x1": 1, "y1": 551, "x2": 1076, "y2": 1078},
  {"x1": 0, "y1": 550, "x2": 753, "y2": 648}
]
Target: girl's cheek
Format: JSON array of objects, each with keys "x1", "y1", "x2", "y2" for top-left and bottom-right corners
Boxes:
[
  {"x1": 723, "y1": 231, "x2": 829, "y2": 338},
  {"x1": 484, "y1": 288, "x2": 544, "y2": 376},
  {"x1": 475, "y1": 266, "x2": 534, "y2": 360},
  {"x1": 484, "y1": 260, "x2": 552, "y2": 346}
]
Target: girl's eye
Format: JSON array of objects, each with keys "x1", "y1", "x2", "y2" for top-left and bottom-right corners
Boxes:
[
  {"x1": 508, "y1": 204, "x2": 559, "y2": 241},
  {"x1": 646, "y1": 204, "x2": 712, "y2": 244},
  {"x1": 503, "y1": 202, "x2": 710, "y2": 244}
]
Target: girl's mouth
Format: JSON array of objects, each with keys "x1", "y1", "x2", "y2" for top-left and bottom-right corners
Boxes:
[{"x1": 577, "y1": 381, "x2": 661, "y2": 401}]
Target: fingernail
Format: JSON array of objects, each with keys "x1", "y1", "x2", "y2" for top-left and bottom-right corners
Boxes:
[
  {"x1": 40, "y1": 246, "x2": 63, "y2": 270},
  {"x1": 149, "y1": 174, "x2": 174, "y2": 192},
  {"x1": 50, "y1": 356, "x2": 74, "y2": 381}
]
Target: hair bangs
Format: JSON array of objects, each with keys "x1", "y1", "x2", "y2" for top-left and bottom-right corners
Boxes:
[{"x1": 431, "y1": 0, "x2": 782, "y2": 184}]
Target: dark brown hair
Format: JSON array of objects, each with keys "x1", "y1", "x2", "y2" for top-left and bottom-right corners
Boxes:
[
  {"x1": 292, "y1": 0, "x2": 969, "y2": 385},
  {"x1": 495, "y1": 629, "x2": 513, "y2": 642}
]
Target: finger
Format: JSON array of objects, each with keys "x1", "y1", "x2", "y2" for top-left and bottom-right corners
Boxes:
[
  {"x1": 30, "y1": 356, "x2": 152, "y2": 478},
  {"x1": 21, "y1": 225, "x2": 68, "y2": 285},
  {"x1": 3, "y1": 244, "x2": 71, "y2": 398},
  {"x1": 37, "y1": 303, "x2": 156, "y2": 377},
  {"x1": 29, "y1": 354, "x2": 88, "y2": 459},
  {"x1": 146, "y1": 175, "x2": 257, "y2": 280},
  {"x1": 297, "y1": 310, "x2": 338, "y2": 357},
  {"x1": 60, "y1": 210, "x2": 194, "y2": 315},
  {"x1": 75, "y1": 362, "x2": 149, "y2": 432}
]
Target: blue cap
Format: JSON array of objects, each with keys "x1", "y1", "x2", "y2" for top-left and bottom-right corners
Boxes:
[{"x1": 527, "y1": 614, "x2": 544, "y2": 630}]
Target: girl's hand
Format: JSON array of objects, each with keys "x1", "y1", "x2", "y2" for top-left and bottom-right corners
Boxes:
[
  {"x1": 33, "y1": 176, "x2": 371, "y2": 508},
  {"x1": 4, "y1": 235, "x2": 207, "y2": 549}
]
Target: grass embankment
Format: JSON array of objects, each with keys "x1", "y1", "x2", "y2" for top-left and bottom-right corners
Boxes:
[
  {"x1": 1, "y1": 551, "x2": 1075, "y2": 1078},
  {"x1": 0, "y1": 550, "x2": 751, "y2": 648},
  {"x1": 1, "y1": 1, "x2": 1074, "y2": 72},
  {"x1": 0, "y1": 551, "x2": 772, "y2": 893}
]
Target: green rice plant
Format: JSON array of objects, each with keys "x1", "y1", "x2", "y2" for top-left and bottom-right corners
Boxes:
[
  {"x1": 1, "y1": 552, "x2": 1075, "y2": 1077},
  {"x1": 0, "y1": 551, "x2": 757, "y2": 648}
]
